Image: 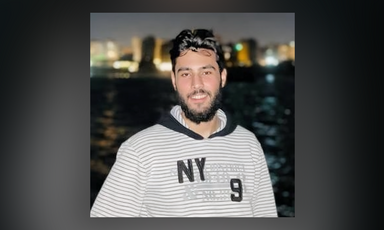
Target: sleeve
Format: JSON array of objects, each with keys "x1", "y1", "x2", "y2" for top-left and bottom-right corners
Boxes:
[
  {"x1": 251, "y1": 138, "x2": 278, "y2": 217},
  {"x1": 90, "y1": 141, "x2": 147, "y2": 217}
]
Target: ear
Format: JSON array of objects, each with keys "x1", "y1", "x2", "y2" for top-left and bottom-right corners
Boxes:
[
  {"x1": 171, "y1": 71, "x2": 177, "y2": 90},
  {"x1": 220, "y1": 68, "x2": 227, "y2": 88}
]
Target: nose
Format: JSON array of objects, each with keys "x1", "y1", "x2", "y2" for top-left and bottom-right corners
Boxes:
[{"x1": 191, "y1": 74, "x2": 203, "y2": 89}]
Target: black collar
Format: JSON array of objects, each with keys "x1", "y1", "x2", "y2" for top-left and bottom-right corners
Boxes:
[{"x1": 157, "y1": 107, "x2": 237, "y2": 140}]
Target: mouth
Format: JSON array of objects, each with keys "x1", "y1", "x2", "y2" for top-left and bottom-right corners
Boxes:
[
  {"x1": 188, "y1": 89, "x2": 210, "y2": 103},
  {"x1": 190, "y1": 93, "x2": 208, "y2": 100}
]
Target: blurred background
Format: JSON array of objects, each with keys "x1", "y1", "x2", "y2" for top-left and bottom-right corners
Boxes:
[{"x1": 90, "y1": 13, "x2": 295, "y2": 217}]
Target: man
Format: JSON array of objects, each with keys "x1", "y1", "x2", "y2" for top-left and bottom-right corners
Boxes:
[{"x1": 90, "y1": 29, "x2": 277, "y2": 217}]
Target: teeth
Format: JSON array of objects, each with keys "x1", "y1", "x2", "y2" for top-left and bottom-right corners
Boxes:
[{"x1": 191, "y1": 94, "x2": 206, "y2": 99}]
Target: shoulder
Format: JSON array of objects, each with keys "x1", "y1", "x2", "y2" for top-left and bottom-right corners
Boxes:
[
  {"x1": 114, "y1": 124, "x2": 166, "y2": 157},
  {"x1": 119, "y1": 124, "x2": 176, "y2": 149},
  {"x1": 231, "y1": 125, "x2": 263, "y2": 147},
  {"x1": 232, "y1": 125, "x2": 257, "y2": 139},
  {"x1": 130, "y1": 124, "x2": 168, "y2": 139}
]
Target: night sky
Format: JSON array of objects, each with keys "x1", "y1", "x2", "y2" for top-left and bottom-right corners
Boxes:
[{"x1": 91, "y1": 13, "x2": 295, "y2": 48}]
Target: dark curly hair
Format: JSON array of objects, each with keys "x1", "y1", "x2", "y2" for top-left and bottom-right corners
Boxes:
[{"x1": 169, "y1": 29, "x2": 226, "y2": 73}]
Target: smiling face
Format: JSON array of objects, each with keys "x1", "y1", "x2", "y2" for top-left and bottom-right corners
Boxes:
[{"x1": 171, "y1": 48, "x2": 227, "y2": 124}]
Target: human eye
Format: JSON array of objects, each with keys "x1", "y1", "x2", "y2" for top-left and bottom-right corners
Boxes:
[
  {"x1": 180, "y1": 72, "x2": 191, "y2": 77},
  {"x1": 202, "y1": 70, "x2": 212, "y2": 75}
]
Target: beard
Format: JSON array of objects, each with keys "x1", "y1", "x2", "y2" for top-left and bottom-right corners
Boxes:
[{"x1": 177, "y1": 87, "x2": 222, "y2": 125}]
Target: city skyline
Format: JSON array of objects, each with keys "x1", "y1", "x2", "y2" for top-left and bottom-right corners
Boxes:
[{"x1": 91, "y1": 13, "x2": 295, "y2": 48}]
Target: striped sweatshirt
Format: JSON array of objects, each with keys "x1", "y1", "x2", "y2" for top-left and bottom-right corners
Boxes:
[{"x1": 90, "y1": 105, "x2": 277, "y2": 217}]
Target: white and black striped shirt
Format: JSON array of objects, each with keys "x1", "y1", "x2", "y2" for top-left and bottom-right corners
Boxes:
[{"x1": 90, "y1": 106, "x2": 277, "y2": 217}]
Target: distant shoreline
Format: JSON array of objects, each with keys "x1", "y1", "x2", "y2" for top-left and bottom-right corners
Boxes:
[{"x1": 90, "y1": 61, "x2": 294, "y2": 81}]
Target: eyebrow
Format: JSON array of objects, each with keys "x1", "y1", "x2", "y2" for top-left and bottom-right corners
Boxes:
[{"x1": 176, "y1": 65, "x2": 216, "y2": 73}]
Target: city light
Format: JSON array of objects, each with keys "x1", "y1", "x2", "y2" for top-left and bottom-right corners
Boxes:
[
  {"x1": 90, "y1": 37, "x2": 295, "y2": 76},
  {"x1": 266, "y1": 74, "x2": 275, "y2": 83},
  {"x1": 158, "y1": 62, "x2": 172, "y2": 72},
  {"x1": 112, "y1": 60, "x2": 139, "y2": 72},
  {"x1": 235, "y1": 43, "x2": 243, "y2": 51},
  {"x1": 265, "y1": 56, "x2": 278, "y2": 66}
]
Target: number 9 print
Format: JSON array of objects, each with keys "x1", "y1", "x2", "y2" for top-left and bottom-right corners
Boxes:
[{"x1": 230, "y1": 179, "x2": 243, "y2": 202}]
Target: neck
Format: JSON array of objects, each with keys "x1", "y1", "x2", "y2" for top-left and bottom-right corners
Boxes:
[{"x1": 182, "y1": 113, "x2": 220, "y2": 139}]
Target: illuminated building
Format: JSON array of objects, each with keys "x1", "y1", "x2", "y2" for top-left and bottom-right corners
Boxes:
[
  {"x1": 234, "y1": 38, "x2": 258, "y2": 67},
  {"x1": 159, "y1": 40, "x2": 173, "y2": 72},
  {"x1": 131, "y1": 36, "x2": 142, "y2": 63},
  {"x1": 90, "y1": 39, "x2": 120, "y2": 67},
  {"x1": 258, "y1": 41, "x2": 295, "y2": 67}
]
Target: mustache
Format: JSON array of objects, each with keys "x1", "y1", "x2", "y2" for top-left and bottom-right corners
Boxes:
[{"x1": 187, "y1": 89, "x2": 211, "y2": 98}]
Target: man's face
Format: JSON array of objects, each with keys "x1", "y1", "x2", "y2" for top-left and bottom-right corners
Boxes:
[{"x1": 171, "y1": 49, "x2": 227, "y2": 124}]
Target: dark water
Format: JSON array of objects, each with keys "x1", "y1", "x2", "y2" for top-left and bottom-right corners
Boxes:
[{"x1": 91, "y1": 70, "x2": 294, "y2": 217}]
